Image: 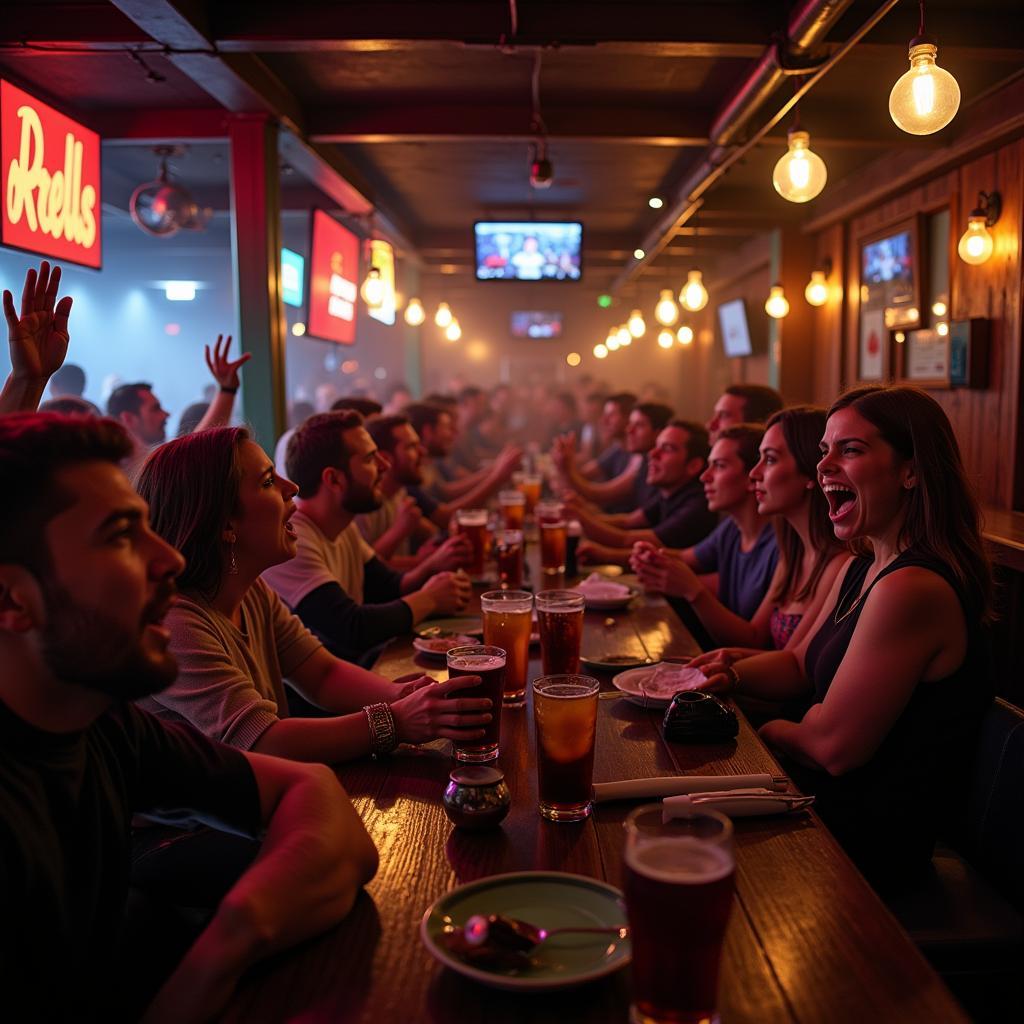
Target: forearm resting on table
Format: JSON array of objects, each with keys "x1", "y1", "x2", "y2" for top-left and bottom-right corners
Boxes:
[
  {"x1": 733, "y1": 649, "x2": 809, "y2": 702},
  {"x1": 759, "y1": 707, "x2": 835, "y2": 772},
  {"x1": 251, "y1": 714, "x2": 375, "y2": 763},
  {"x1": 291, "y1": 649, "x2": 403, "y2": 711}
]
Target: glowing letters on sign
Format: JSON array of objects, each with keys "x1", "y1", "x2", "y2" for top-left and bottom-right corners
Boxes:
[
  {"x1": 1, "y1": 80, "x2": 101, "y2": 268},
  {"x1": 308, "y1": 209, "x2": 358, "y2": 344}
]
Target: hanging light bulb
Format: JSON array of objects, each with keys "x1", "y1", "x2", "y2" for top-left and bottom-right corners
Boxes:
[
  {"x1": 889, "y1": 33, "x2": 960, "y2": 136},
  {"x1": 445, "y1": 318, "x2": 462, "y2": 342},
  {"x1": 804, "y1": 270, "x2": 829, "y2": 307},
  {"x1": 616, "y1": 325, "x2": 631, "y2": 347},
  {"x1": 679, "y1": 270, "x2": 708, "y2": 312},
  {"x1": 627, "y1": 309, "x2": 646, "y2": 338},
  {"x1": 593, "y1": 343, "x2": 608, "y2": 359},
  {"x1": 435, "y1": 302, "x2": 453, "y2": 328},
  {"x1": 772, "y1": 129, "x2": 828, "y2": 203},
  {"x1": 936, "y1": 321, "x2": 949, "y2": 336},
  {"x1": 607, "y1": 333, "x2": 621, "y2": 352},
  {"x1": 654, "y1": 288, "x2": 679, "y2": 326},
  {"x1": 676, "y1": 324, "x2": 694, "y2": 346},
  {"x1": 958, "y1": 192, "x2": 1000, "y2": 265},
  {"x1": 765, "y1": 284, "x2": 790, "y2": 319},
  {"x1": 360, "y1": 266, "x2": 385, "y2": 308},
  {"x1": 657, "y1": 329, "x2": 674, "y2": 349},
  {"x1": 404, "y1": 297, "x2": 426, "y2": 326}
]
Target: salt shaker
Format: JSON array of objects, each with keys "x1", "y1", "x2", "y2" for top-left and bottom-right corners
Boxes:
[{"x1": 443, "y1": 765, "x2": 511, "y2": 830}]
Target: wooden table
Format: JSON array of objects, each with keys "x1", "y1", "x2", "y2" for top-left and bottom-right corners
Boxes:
[{"x1": 222, "y1": 570, "x2": 967, "y2": 1023}]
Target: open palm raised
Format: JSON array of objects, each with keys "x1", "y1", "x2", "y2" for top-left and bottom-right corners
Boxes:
[{"x1": 3, "y1": 260, "x2": 73, "y2": 384}]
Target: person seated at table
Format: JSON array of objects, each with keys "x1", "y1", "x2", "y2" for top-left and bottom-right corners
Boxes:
[
  {"x1": 569, "y1": 419, "x2": 717, "y2": 567},
  {"x1": 634, "y1": 409, "x2": 848, "y2": 652},
  {"x1": 706, "y1": 383, "x2": 784, "y2": 440},
  {"x1": 135, "y1": 425, "x2": 492, "y2": 764},
  {"x1": 262, "y1": 411, "x2": 472, "y2": 664},
  {"x1": 698, "y1": 386, "x2": 993, "y2": 889},
  {"x1": 0, "y1": 412, "x2": 379, "y2": 1021},
  {"x1": 553, "y1": 401, "x2": 674, "y2": 513},
  {"x1": 274, "y1": 394, "x2": 383, "y2": 477}
]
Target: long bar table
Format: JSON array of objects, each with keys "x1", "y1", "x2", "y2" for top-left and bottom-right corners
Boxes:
[{"x1": 222, "y1": 563, "x2": 967, "y2": 1023}]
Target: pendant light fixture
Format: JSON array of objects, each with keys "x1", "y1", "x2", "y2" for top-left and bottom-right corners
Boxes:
[
  {"x1": 804, "y1": 269, "x2": 829, "y2": 307},
  {"x1": 360, "y1": 265, "x2": 385, "y2": 308},
  {"x1": 593, "y1": 343, "x2": 608, "y2": 359},
  {"x1": 434, "y1": 302, "x2": 453, "y2": 328},
  {"x1": 772, "y1": 128, "x2": 827, "y2": 203},
  {"x1": 679, "y1": 270, "x2": 709, "y2": 313},
  {"x1": 958, "y1": 191, "x2": 1001, "y2": 266},
  {"x1": 627, "y1": 309, "x2": 647, "y2": 338},
  {"x1": 888, "y1": 1, "x2": 960, "y2": 135},
  {"x1": 655, "y1": 288, "x2": 679, "y2": 326},
  {"x1": 616, "y1": 324, "x2": 632, "y2": 347},
  {"x1": 445, "y1": 318, "x2": 462, "y2": 342},
  {"x1": 657, "y1": 328, "x2": 674, "y2": 349},
  {"x1": 607, "y1": 332, "x2": 621, "y2": 352},
  {"x1": 765, "y1": 284, "x2": 790, "y2": 319},
  {"x1": 404, "y1": 297, "x2": 426, "y2": 326},
  {"x1": 676, "y1": 324, "x2": 694, "y2": 346}
]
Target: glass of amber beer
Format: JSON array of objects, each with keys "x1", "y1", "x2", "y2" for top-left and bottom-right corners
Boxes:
[
  {"x1": 514, "y1": 471, "x2": 543, "y2": 514},
  {"x1": 481, "y1": 590, "x2": 533, "y2": 705},
  {"x1": 498, "y1": 489, "x2": 526, "y2": 530},
  {"x1": 540, "y1": 518, "x2": 568, "y2": 575},
  {"x1": 623, "y1": 806, "x2": 734, "y2": 1024},
  {"x1": 535, "y1": 590, "x2": 584, "y2": 674},
  {"x1": 446, "y1": 645, "x2": 506, "y2": 762},
  {"x1": 455, "y1": 508, "x2": 489, "y2": 578},
  {"x1": 533, "y1": 674, "x2": 600, "y2": 821},
  {"x1": 493, "y1": 529, "x2": 524, "y2": 589}
]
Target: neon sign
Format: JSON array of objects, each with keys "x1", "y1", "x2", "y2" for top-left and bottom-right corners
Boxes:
[{"x1": 308, "y1": 210, "x2": 358, "y2": 344}]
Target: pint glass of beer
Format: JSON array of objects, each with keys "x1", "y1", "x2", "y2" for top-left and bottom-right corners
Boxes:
[
  {"x1": 498, "y1": 489, "x2": 526, "y2": 530},
  {"x1": 481, "y1": 590, "x2": 533, "y2": 705},
  {"x1": 535, "y1": 590, "x2": 585, "y2": 674},
  {"x1": 534, "y1": 500, "x2": 563, "y2": 525},
  {"x1": 540, "y1": 518, "x2": 568, "y2": 575},
  {"x1": 455, "y1": 508, "x2": 489, "y2": 578},
  {"x1": 533, "y1": 674, "x2": 600, "y2": 821},
  {"x1": 623, "y1": 806, "x2": 735, "y2": 1024},
  {"x1": 446, "y1": 645, "x2": 506, "y2": 762},
  {"x1": 493, "y1": 529, "x2": 524, "y2": 589},
  {"x1": 514, "y1": 471, "x2": 543, "y2": 514}
]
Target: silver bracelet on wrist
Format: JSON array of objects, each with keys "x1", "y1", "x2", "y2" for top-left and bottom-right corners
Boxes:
[
  {"x1": 364, "y1": 702, "x2": 398, "y2": 756},
  {"x1": 723, "y1": 665, "x2": 741, "y2": 694}
]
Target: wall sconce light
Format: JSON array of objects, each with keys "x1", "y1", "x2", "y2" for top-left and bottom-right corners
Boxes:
[
  {"x1": 765, "y1": 284, "x2": 790, "y2": 319},
  {"x1": 360, "y1": 266, "x2": 384, "y2": 308},
  {"x1": 958, "y1": 191, "x2": 1001, "y2": 266}
]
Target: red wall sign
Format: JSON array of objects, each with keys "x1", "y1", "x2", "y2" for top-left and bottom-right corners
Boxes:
[
  {"x1": 1, "y1": 80, "x2": 101, "y2": 269},
  {"x1": 308, "y1": 209, "x2": 358, "y2": 344}
]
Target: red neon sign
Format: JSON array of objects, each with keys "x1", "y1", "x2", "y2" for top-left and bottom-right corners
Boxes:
[
  {"x1": 308, "y1": 209, "x2": 358, "y2": 345},
  {"x1": 1, "y1": 80, "x2": 101, "y2": 269}
]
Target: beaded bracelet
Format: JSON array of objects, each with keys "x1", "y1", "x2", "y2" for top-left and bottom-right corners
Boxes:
[{"x1": 363, "y1": 702, "x2": 398, "y2": 756}]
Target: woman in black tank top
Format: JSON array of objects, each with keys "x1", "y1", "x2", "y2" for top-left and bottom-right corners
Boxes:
[{"x1": 698, "y1": 386, "x2": 993, "y2": 890}]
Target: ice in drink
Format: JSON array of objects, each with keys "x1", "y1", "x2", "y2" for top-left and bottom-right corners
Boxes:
[
  {"x1": 624, "y1": 807, "x2": 734, "y2": 1024},
  {"x1": 540, "y1": 519, "x2": 568, "y2": 574},
  {"x1": 533, "y1": 674, "x2": 600, "y2": 821},
  {"x1": 494, "y1": 529, "x2": 524, "y2": 589},
  {"x1": 455, "y1": 508, "x2": 489, "y2": 577},
  {"x1": 446, "y1": 645, "x2": 506, "y2": 762},
  {"x1": 481, "y1": 590, "x2": 533, "y2": 705},
  {"x1": 498, "y1": 490, "x2": 526, "y2": 530},
  {"x1": 536, "y1": 590, "x2": 584, "y2": 674}
]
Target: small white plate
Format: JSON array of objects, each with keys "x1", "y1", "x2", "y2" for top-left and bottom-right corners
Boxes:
[
  {"x1": 413, "y1": 635, "x2": 478, "y2": 659},
  {"x1": 612, "y1": 664, "x2": 706, "y2": 709},
  {"x1": 575, "y1": 585, "x2": 638, "y2": 611}
]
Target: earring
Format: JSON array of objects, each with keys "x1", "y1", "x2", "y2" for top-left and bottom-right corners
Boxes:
[
  {"x1": 806, "y1": 481, "x2": 815, "y2": 490},
  {"x1": 227, "y1": 532, "x2": 239, "y2": 575}
]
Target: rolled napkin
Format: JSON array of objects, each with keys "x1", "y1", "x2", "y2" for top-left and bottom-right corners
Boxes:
[
  {"x1": 663, "y1": 789, "x2": 815, "y2": 819},
  {"x1": 576, "y1": 572, "x2": 632, "y2": 600},
  {"x1": 593, "y1": 773, "x2": 788, "y2": 803}
]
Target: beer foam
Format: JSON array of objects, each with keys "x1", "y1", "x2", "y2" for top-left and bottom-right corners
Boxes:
[
  {"x1": 625, "y1": 836, "x2": 733, "y2": 884},
  {"x1": 449, "y1": 655, "x2": 505, "y2": 671}
]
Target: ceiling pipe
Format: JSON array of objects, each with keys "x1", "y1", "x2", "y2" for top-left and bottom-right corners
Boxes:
[{"x1": 610, "y1": 0, "x2": 855, "y2": 292}]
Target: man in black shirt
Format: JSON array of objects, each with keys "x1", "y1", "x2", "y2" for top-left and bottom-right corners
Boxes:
[{"x1": 0, "y1": 412, "x2": 378, "y2": 1021}]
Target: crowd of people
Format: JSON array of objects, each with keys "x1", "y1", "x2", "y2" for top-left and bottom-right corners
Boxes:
[{"x1": 0, "y1": 260, "x2": 994, "y2": 1018}]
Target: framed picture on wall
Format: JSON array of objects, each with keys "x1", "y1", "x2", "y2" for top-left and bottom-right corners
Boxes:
[
  {"x1": 858, "y1": 306, "x2": 886, "y2": 381},
  {"x1": 899, "y1": 327, "x2": 950, "y2": 388}
]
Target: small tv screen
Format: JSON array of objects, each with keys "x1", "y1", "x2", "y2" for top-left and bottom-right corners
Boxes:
[
  {"x1": 511, "y1": 311, "x2": 563, "y2": 338},
  {"x1": 475, "y1": 222, "x2": 582, "y2": 281},
  {"x1": 718, "y1": 299, "x2": 753, "y2": 357},
  {"x1": 862, "y1": 230, "x2": 912, "y2": 287}
]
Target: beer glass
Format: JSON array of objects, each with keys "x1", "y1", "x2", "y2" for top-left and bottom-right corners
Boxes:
[
  {"x1": 533, "y1": 674, "x2": 600, "y2": 821},
  {"x1": 498, "y1": 489, "x2": 526, "y2": 530},
  {"x1": 455, "y1": 508, "x2": 489, "y2": 578},
  {"x1": 446, "y1": 645, "x2": 506, "y2": 762},
  {"x1": 481, "y1": 590, "x2": 533, "y2": 705},
  {"x1": 493, "y1": 529, "x2": 524, "y2": 589},
  {"x1": 623, "y1": 806, "x2": 735, "y2": 1024},
  {"x1": 514, "y1": 471, "x2": 543, "y2": 514},
  {"x1": 536, "y1": 590, "x2": 584, "y2": 674},
  {"x1": 539, "y1": 518, "x2": 568, "y2": 575},
  {"x1": 535, "y1": 500, "x2": 564, "y2": 525}
]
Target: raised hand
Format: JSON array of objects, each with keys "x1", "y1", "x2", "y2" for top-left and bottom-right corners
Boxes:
[
  {"x1": 3, "y1": 260, "x2": 73, "y2": 386},
  {"x1": 204, "y1": 334, "x2": 251, "y2": 390}
]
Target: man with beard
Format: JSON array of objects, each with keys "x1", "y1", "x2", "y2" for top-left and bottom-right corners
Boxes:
[
  {"x1": 261, "y1": 411, "x2": 472, "y2": 664},
  {"x1": 0, "y1": 412, "x2": 378, "y2": 1021}
]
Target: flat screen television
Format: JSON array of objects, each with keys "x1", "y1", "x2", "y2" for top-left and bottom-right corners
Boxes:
[
  {"x1": 718, "y1": 298, "x2": 753, "y2": 357},
  {"x1": 474, "y1": 221, "x2": 582, "y2": 281},
  {"x1": 510, "y1": 310, "x2": 563, "y2": 338}
]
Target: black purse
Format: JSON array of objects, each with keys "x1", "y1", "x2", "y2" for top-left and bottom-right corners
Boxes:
[{"x1": 662, "y1": 691, "x2": 739, "y2": 743}]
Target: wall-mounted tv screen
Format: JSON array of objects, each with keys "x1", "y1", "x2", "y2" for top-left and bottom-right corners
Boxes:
[
  {"x1": 718, "y1": 298, "x2": 753, "y2": 357},
  {"x1": 475, "y1": 221, "x2": 582, "y2": 281},
  {"x1": 511, "y1": 311, "x2": 563, "y2": 338}
]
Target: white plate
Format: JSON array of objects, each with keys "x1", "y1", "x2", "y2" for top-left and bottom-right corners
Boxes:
[
  {"x1": 420, "y1": 871, "x2": 630, "y2": 991},
  {"x1": 413, "y1": 635, "x2": 478, "y2": 659},
  {"x1": 612, "y1": 664, "x2": 706, "y2": 709},
  {"x1": 575, "y1": 585, "x2": 638, "y2": 611}
]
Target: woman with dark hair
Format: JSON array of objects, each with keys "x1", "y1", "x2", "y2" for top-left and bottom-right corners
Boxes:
[
  {"x1": 632, "y1": 409, "x2": 847, "y2": 653},
  {"x1": 135, "y1": 427, "x2": 491, "y2": 764},
  {"x1": 699, "y1": 386, "x2": 993, "y2": 887}
]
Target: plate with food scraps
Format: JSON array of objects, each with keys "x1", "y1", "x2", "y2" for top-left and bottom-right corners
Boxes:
[
  {"x1": 415, "y1": 617, "x2": 484, "y2": 640},
  {"x1": 413, "y1": 635, "x2": 480, "y2": 659},
  {"x1": 611, "y1": 664, "x2": 707, "y2": 709}
]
